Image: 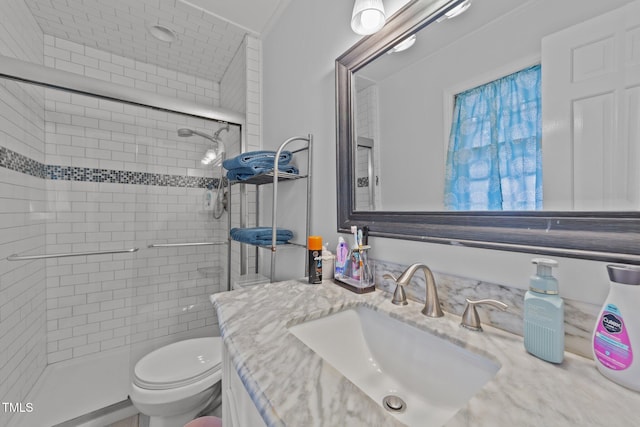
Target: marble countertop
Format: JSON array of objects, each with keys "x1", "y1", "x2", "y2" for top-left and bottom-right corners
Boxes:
[{"x1": 211, "y1": 279, "x2": 640, "y2": 427}]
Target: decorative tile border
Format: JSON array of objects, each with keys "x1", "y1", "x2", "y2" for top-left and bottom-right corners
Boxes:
[
  {"x1": 1, "y1": 145, "x2": 219, "y2": 188},
  {"x1": 0, "y1": 146, "x2": 47, "y2": 178},
  {"x1": 357, "y1": 177, "x2": 369, "y2": 187}
]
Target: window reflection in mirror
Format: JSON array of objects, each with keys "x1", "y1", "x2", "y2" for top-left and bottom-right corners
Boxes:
[
  {"x1": 444, "y1": 65, "x2": 541, "y2": 211},
  {"x1": 352, "y1": 0, "x2": 639, "y2": 212}
]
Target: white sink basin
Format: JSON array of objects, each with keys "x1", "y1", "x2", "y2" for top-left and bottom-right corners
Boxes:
[{"x1": 288, "y1": 305, "x2": 500, "y2": 426}]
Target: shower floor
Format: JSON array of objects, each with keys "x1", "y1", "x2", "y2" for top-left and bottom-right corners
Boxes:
[
  {"x1": 15, "y1": 328, "x2": 218, "y2": 427},
  {"x1": 17, "y1": 346, "x2": 135, "y2": 427}
]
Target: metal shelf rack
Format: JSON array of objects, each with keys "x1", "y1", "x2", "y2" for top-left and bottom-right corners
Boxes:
[{"x1": 228, "y1": 134, "x2": 312, "y2": 283}]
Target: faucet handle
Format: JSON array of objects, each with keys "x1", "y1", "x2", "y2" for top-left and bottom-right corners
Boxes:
[
  {"x1": 383, "y1": 273, "x2": 407, "y2": 306},
  {"x1": 460, "y1": 298, "x2": 508, "y2": 332}
]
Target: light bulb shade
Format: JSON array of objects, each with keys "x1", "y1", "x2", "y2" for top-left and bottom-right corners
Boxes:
[
  {"x1": 351, "y1": 0, "x2": 386, "y2": 35},
  {"x1": 388, "y1": 34, "x2": 416, "y2": 54},
  {"x1": 444, "y1": 0, "x2": 471, "y2": 19},
  {"x1": 201, "y1": 148, "x2": 218, "y2": 165}
]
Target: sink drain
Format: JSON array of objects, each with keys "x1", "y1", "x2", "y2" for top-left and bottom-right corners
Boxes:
[{"x1": 382, "y1": 395, "x2": 406, "y2": 413}]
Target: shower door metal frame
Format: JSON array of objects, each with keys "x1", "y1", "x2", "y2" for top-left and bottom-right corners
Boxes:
[{"x1": 0, "y1": 55, "x2": 243, "y2": 124}]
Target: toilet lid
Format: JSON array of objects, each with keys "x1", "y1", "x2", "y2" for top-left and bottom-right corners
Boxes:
[{"x1": 134, "y1": 337, "x2": 222, "y2": 390}]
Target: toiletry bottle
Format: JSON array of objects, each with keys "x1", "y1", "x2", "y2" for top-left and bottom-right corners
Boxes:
[
  {"x1": 203, "y1": 188, "x2": 213, "y2": 210},
  {"x1": 524, "y1": 258, "x2": 564, "y2": 364},
  {"x1": 592, "y1": 264, "x2": 640, "y2": 391},
  {"x1": 350, "y1": 226, "x2": 361, "y2": 281},
  {"x1": 307, "y1": 236, "x2": 322, "y2": 284},
  {"x1": 351, "y1": 249, "x2": 361, "y2": 281},
  {"x1": 321, "y1": 244, "x2": 335, "y2": 280},
  {"x1": 335, "y1": 237, "x2": 348, "y2": 277},
  {"x1": 360, "y1": 226, "x2": 372, "y2": 285}
]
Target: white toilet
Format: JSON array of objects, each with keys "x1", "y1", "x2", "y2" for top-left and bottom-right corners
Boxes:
[{"x1": 130, "y1": 337, "x2": 223, "y2": 427}]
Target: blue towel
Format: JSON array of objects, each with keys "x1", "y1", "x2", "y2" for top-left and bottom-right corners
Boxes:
[
  {"x1": 223, "y1": 150, "x2": 292, "y2": 170},
  {"x1": 226, "y1": 164, "x2": 299, "y2": 182},
  {"x1": 230, "y1": 227, "x2": 294, "y2": 245}
]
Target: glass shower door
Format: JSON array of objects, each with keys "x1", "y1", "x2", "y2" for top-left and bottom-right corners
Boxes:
[{"x1": 128, "y1": 112, "x2": 239, "y2": 370}]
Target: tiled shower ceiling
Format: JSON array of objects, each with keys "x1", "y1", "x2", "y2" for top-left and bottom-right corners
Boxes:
[{"x1": 23, "y1": 0, "x2": 248, "y2": 82}]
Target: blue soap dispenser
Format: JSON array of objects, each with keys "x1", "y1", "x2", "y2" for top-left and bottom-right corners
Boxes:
[{"x1": 524, "y1": 258, "x2": 564, "y2": 364}]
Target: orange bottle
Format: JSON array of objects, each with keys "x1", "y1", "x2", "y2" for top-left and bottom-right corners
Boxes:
[{"x1": 308, "y1": 236, "x2": 323, "y2": 284}]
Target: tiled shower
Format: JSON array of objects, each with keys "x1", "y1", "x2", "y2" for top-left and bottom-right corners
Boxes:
[
  {"x1": 43, "y1": 89, "x2": 232, "y2": 359},
  {"x1": 0, "y1": 1, "x2": 261, "y2": 425}
]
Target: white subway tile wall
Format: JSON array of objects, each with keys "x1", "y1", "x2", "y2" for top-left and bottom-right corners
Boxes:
[
  {"x1": 0, "y1": 168, "x2": 48, "y2": 426},
  {"x1": 0, "y1": 2, "x2": 47, "y2": 426},
  {"x1": 3, "y1": 31, "x2": 246, "y2": 371},
  {"x1": 44, "y1": 35, "x2": 222, "y2": 108},
  {"x1": 223, "y1": 36, "x2": 262, "y2": 285},
  {"x1": 244, "y1": 37, "x2": 262, "y2": 275},
  {"x1": 40, "y1": 36, "x2": 244, "y2": 364},
  {"x1": 224, "y1": 38, "x2": 248, "y2": 286},
  {"x1": 221, "y1": 37, "x2": 247, "y2": 114}
]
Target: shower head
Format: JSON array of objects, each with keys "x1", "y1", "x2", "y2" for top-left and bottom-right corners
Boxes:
[
  {"x1": 212, "y1": 123, "x2": 230, "y2": 141},
  {"x1": 177, "y1": 128, "x2": 194, "y2": 137},
  {"x1": 177, "y1": 128, "x2": 217, "y2": 142},
  {"x1": 177, "y1": 126, "x2": 228, "y2": 165},
  {"x1": 177, "y1": 126, "x2": 229, "y2": 144}
]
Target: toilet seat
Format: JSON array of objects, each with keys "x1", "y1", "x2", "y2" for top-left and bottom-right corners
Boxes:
[{"x1": 134, "y1": 337, "x2": 222, "y2": 390}]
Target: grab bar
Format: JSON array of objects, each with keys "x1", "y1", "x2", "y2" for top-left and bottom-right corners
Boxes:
[
  {"x1": 148, "y1": 241, "x2": 227, "y2": 248},
  {"x1": 7, "y1": 247, "x2": 139, "y2": 261}
]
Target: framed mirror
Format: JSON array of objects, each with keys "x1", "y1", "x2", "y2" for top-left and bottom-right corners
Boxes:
[{"x1": 336, "y1": 0, "x2": 640, "y2": 263}]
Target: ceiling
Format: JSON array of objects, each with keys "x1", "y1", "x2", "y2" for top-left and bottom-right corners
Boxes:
[
  {"x1": 23, "y1": 0, "x2": 289, "y2": 83},
  {"x1": 184, "y1": 0, "x2": 290, "y2": 34}
]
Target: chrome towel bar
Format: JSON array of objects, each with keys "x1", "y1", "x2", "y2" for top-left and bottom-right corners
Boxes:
[
  {"x1": 7, "y1": 247, "x2": 139, "y2": 261},
  {"x1": 148, "y1": 241, "x2": 227, "y2": 248}
]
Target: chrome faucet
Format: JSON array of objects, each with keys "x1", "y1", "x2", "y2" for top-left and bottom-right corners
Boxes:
[
  {"x1": 460, "y1": 298, "x2": 508, "y2": 331},
  {"x1": 395, "y1": 263, "x2": 444, "y2": 318},
  {"x1": 383, "y1": 273, "x2": 408, "y2": 306}
]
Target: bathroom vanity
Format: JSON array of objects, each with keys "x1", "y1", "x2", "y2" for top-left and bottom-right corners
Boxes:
[
  {"x1": 211, "y1": 280, "x2": 640, "y2": 426},
  {"x1": 221, "y1": 344, "x2": 266, "y2": 427}
]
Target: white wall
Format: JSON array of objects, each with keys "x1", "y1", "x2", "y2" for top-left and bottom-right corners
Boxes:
[
  {"x1": 262, "y1": 0, "x2": 618, "y2": 305},
  {"x1": 261, "y1": 0, "x2": 375, "y2": 279}
]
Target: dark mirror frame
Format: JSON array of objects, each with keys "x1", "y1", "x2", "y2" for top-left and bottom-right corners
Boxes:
[{"x1": 335, "y1": 0, "x2": 640, "y2": 264}]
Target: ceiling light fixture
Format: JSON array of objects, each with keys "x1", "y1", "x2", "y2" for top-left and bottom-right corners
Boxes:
[
  {"x1": 148, "y1": 24, "x2": 177, "y2": 43},
  {"x1": 351, "y1": 0, "x2": 386, "y2": 35},
  {"x1": 387, "y1": 34, "x2": 417, "y2": 54},
  {"x1": 440, "y1": 0, "x2": 472, "y2": 21}
]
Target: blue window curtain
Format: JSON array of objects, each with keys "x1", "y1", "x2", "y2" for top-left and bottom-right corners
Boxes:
[{"x1": 444, "y1": 64, "x2": 542, "y2": 211}]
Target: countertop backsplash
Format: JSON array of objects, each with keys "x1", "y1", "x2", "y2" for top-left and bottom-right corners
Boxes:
[{"x1": 371, "y1": 258, "x2": 600, "y2": 359}]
